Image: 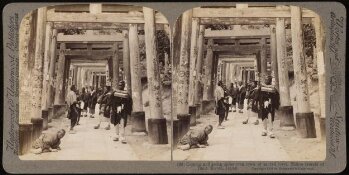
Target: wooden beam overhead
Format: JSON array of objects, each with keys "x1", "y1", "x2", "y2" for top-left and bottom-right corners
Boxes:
[
  {"x1": 193, "y1": 7, "x2": 317, "y2": 18},
  {"x1": 208, "y1": 44, "x2": 270, "y2": 52},
  {"x1": 52, "y1": 4, "x2": 143, "y2": 13},
  {"x1": 62, "y1": 49, "x2": 114, "y2": 56},
  {"x1": 65, "y1": 43, "x2": 113, "y2": 49},
  {"x1": 204, "y1": 28, "x2": 270, "y2": 38},
  {"x1": 53, "y1": 22, "x2": 165, "y2": 30},
  {"x1": 47, "y1": 10, "x2": 168, "y2": 24},
  {"x1": 57, "y1": 33, "x2": 145, "y2": 43},
  {"x1": 199, "y1": 17, "x2": 312, "y2": 25},
  {"x1": 214, "y1": 38, "x2": 271, "y2": 44}
]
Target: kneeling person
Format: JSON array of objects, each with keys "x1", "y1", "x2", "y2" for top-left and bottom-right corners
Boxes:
[
  {"x1": 31, "y1": 129, "x2": 66, "y2": 154},
  {"x1": 177, "y1": 125, "x2": 213, "y2": 151}
]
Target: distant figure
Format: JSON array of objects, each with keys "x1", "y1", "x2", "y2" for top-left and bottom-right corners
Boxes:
[
  {"x1": 31, "y1": 129, "x2": 66, "y2": 154},
  {"x1": 177, "y1": 125, "x2": 213, "y2": 151},
  {"x1": 88, "y1": 87, "x2": 97, "y2": 118},
  {"x1": 242, "y1": 81, "x2": 260, "y2": 125},
  {"x1": 80, "y1": 87, "x2": 88, "y2": 118},
  {"x1": 237, "y1": 81, "x2": 246, "y2": 113},
  {"x1": 94, "y1": 86, "x2": 113, "y2": 130},
  {"x1": 214, "y1": 81, "x2": 226, "y2": 129},
  {"x1": 230, "y1": 82, "x2": 238, "y2": 112},
  {"x1": 66, "y1": 85, "x2": 79, "y2": 133}
]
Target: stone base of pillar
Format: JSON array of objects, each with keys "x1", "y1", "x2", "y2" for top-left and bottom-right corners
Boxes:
[
  {"x1": 131, "y1": 111, "x2": 147, "y2": 133},
  {"x1": 189, "y1": 106, "x2": 197, "y2": 126},
  {"x1": 195, "y1": 103, "x2": 202, "y2": 118},
  {"x1": 31, "y1": 118, "x2": 43, "y2": 142},
  {"x1": 201, "y1": 100, "x2": 215, "y2": 114},
  {"x1": 278, "y1": 106, "x2": 296, "y2": 128},
  {"x1": 295, "y1": 112, "x2": 317, "y2": 138},
  {"x1": 53, "y1": 104, "x2": 67, "y2": 119},
  {"x1": 319, "y1": 117, "x2": 326, "y2": 141},
  {"x1": 177, "y1": 114, "x2": 190, "y2": 138},
  {"x1": 42, "y1": 110, "x2": 49, "y2": 130},
  {"x1": 19, "y1": 123, "x2": 33, "y2": 155},
  {"x1": 48, "y1": 107, "x2": 53, "y2": 122},
  {"x1": 172, "y1": 119, "x2": 181, "y2": 147},
  {"x1": 147, "y1": 118, "x2": 168, "y2": 144}
]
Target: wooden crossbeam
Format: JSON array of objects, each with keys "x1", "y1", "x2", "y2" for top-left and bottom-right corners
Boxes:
[
  {"x1": 53, "y1": 22, "x2": 165, "y2": 30},
  {"x1": 62, "y1": 49, "x2": 114, "y2": 56},
  {"x1": 199, "y1": 17, "x2": 312, "y2": 25},
  {"x1": 47, "y1": 10, "x2": 168, "y2": 24},
  {"x1": 219, "y1": 57, "x2": 256, "y2": 62},
  {"x1": 52, "y1": 4, "x2": 143, "y2": 13},
  {"x1": 193, "y1": 7, "x2": 317, "y2": 18},
  {"x1": 66, "y1": 43, "x2": 113, "y2": 49},
  {"x1": 208, "y1": 45, "x2": 270, "y2": 52},
  {"x1": 204, "y1": 28, "x2": 270, "y2": 38},
  {"x1": 57, "y1": 33, "x2": 145, "y2": 43},
  {"x1": 214, "y1": 38, "x2": 271, "y2": 44}
]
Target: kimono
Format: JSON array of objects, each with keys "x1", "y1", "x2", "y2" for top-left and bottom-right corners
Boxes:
[
  {"x1": 110, "y1": 91, "x2": 133, "y2": 127},
  {"x1": 178, "y1": 128, "x2": 209, "y2": 147},
  {"x1": 237, "y1": 86, "x2": 246, "y2": 109},
  {"x1": 88, "y1": 91, "x2": 98, "y2": 114},
  {"x1": 32, "y1": 132, "x2": 61, "y2": 152},
  {"x1": 257, "y1": 87, "x2": 280, "y2": 121}
]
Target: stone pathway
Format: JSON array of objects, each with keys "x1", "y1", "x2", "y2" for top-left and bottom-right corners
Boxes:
[
  {"x1": 19, "y1": 114, "x2": 139, "y2": 160},
  {"x1": 173, "y1": 111, "x2": 290, "y2": 161}
]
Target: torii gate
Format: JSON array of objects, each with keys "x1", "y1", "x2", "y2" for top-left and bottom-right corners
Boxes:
[
  {"x1": 174, "y1": 4, "x2": 325, "y2": 143},
  {"x1": 19, "y1": 4, "x2": 170, "y2": 155}
]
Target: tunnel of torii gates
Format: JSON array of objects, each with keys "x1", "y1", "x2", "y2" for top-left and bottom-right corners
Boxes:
[
  {"x1": 172, "y1": 4, "x2": 326, "y2": 145},
  {"x1": 19, "y1": 4, "x2": 171, "y2": 155}
]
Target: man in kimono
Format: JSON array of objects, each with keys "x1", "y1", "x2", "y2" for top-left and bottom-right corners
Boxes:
[
  {"x1": 94, "y1": 86, "x2": 113, "y2": 130},
  {"x1": 177, "y1": 125, "x2": 213, "y2": 151},
  {"x1": 258, "y1": 76, "x2": 280, "y2": 138},
  {"x1": 237, "y1": 81, "x2": 246, "y2": 113},
  {"x1": 110, "y1": 81, "x2": 132, "y2": 143},
  {"x1": 214, "y1": 81, "x2": 226, "y2": 129},
  {"x1": 31, "y1": 129, "x2": 66, "y2": 154},
  {"x1": 66, "y1": 85, "x2": 79, "y2": 133}
]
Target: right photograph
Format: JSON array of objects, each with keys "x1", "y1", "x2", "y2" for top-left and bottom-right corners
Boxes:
[{"x1": 171, "y1": 4, "x2": 326, "y2": 161}]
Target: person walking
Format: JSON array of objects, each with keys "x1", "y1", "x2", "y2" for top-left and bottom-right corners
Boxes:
[
  {"x1": 214, "y1": 81, "x2": 226, "y2": 129},
  {"x1": 237, "y1": 81, "x2": 246, "y2": 113},
  {"x1": 110, "y1": 81, "x2": 132, "y2": 143},
  {"x1": 88, "y1": 87, "x2": 97, "y2": 118},
  {"x1": 66, "y1": 85, "x2": 79, "y2": 133},
  {"x1": 94, "y1": 86, "x2": 112, "y2": 130}
]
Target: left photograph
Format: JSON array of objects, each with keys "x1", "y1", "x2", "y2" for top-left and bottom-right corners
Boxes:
[{"x1": 18, "y1": 3, "x2": 171, "y2": 160}]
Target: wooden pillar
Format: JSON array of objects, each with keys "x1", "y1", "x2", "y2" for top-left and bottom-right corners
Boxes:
[
  {"x1": 176, "y1": 11, "x2": 192, "y2": 115},
  {"x1": 41, "y1": 22, "x2": 53, "y2": 111},
  {"x1": 54, "y1": 43, "x2": 66, "y2": 105},
  {"x1": 313, "y1": 14, "x2": 326, "y2": 140},
  {"x1": 31, "y1": 7, "x2": 46, "y2": 141},
  {"x1": 143, "y1": 7, "x2": 168, "y2": 143},
  {"x1": 188, "y1": 17, "x2": 200, "y2": 107},
  {"x1": 270, "y1": 25, "x2": 279, "y2": 90},
  {"x1": 260, "y1": 37, "x2": 267, "y2": 82},
  {"x1": 122, "y1": 30, "x2": 131, "y2": 94},
  {"x1": 291, "y1": 6, "x2": 316, "y2": 138},
  {"x1": 194, "y1": 25, "x2": 205, "y2": 105},
  {"x1": 47, "y1": 29, "x2": 57, "y2": 107},
  {"x1": 203, "y1": 39, "x2": 214, "y2": 101},
  {"x1": 31, "y1": 7, "x2": 46, "y2": 119},
  {"x1": 112, "y1": 43, "x2": 120, "y2": 90},
  {"x1": 276, "y1": 14, "x2": 295, "y2": 128},
  {"x1": 129, "y1": 23, "x2": 146, "y2": 132}
]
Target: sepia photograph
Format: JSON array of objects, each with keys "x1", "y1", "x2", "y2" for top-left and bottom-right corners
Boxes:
[
  {"x1": 18, "y1": 3, "x2": 172, "y2": 160},
  {"x1": 171, "y1": 4, "x2": 326, "y2": 161}
]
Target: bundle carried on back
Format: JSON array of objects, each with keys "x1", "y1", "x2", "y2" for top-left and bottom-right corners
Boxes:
[{"x1": 113, "y1": 90, "x2": 129, "y2": 98}]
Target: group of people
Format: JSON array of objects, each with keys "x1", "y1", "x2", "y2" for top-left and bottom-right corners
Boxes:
[
  {"x1": 214, "y1": 76, "x2": 280, "y2": 138},
  {"x1": 66, "y1": 80, "x2": 132, "y2": 143},
  {"x1": 30, "y1": 80, "x2": 133, "y2": 154}
]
